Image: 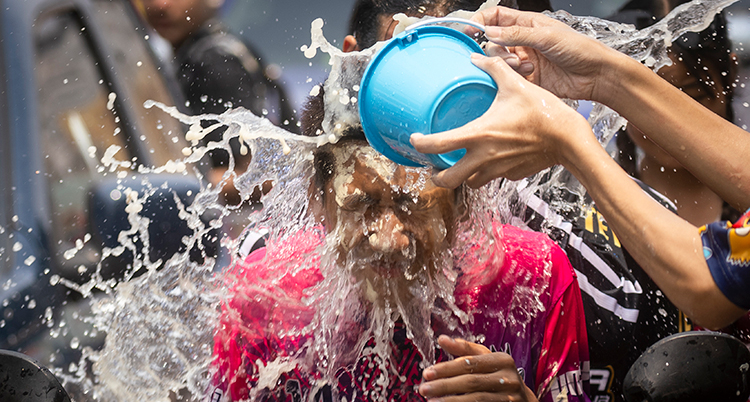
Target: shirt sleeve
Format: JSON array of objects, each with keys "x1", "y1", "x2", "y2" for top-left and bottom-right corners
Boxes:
[
  {"x1": 700, "y1": 208, "x2": 750, "y2": 310},
  {"x1": 535, "y1": 247, "x2": 592, "y2": 402}
]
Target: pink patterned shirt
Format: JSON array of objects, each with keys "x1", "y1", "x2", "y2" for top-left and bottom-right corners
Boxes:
[{"x1": 208, "y1": 224, "x2": 590, "y2": 402}]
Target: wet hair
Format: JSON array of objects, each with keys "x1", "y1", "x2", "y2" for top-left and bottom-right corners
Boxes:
[
  {"x1": 300, "y1": 88, "x2": 366, "y2": 193},
  {"x1": 348, "y1": 0, "x2": 553, "y2": 49}
]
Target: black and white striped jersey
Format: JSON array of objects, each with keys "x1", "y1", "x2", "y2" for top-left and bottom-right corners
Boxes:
[{"x1": 524, "y1": 178, "x2": 688, "y2": 402}]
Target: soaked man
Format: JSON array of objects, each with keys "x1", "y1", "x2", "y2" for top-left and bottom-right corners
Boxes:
[{"x1": 206, "y1": 88, "x2": 591, "y2": 401}]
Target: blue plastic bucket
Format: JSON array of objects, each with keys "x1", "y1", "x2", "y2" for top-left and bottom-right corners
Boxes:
[{"x1": 359, "y1": 23, "x2": 497, "y2": 169}]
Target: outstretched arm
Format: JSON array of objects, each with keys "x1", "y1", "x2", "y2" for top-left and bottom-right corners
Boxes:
[
  {"x1": 557, "y1": 113, "x2": 746, "y2": 330},
  {"x1": 409, "y1": 13, "x2": 748, "y2": 328},
  {"x1": 597, "y1": 53, "x2": 750, "y2": 212},
  {"x1": 469, "y1": 6, "x2": 750, "y2": 211}
]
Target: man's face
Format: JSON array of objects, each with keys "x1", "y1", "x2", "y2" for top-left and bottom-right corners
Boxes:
[
  {"x1": 322, "y1": 141, "x2": 457, "y2": 279},
  {"x1": 136, "y1": 0, "x2": 218, "y2": 47}
]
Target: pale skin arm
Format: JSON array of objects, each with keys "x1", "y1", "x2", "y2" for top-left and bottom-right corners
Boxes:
[
  {"x1": 418, "y1": 335, "x2": 538, "y2": 402},
  {"x1": 409, "y1": 8, "x2": 747, "y2": 328},
  {"x1": 559, "y1": 110, "x2": 746, "y2": 330},
  {"x1": 467, "y1": 6, "x2": 750, "y2": 211},
  {"x1": 601, "y1": 53, "x2": 750, "y2": 212}
]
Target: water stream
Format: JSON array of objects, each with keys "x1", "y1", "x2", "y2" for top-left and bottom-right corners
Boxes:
[{"x1": 39, "y1": 0, "x2": 739, "y2": 400}]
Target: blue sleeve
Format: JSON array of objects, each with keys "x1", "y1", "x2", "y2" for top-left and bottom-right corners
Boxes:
[{"x1": 700, "y1": 209, "x2": 750, "y2": 310}]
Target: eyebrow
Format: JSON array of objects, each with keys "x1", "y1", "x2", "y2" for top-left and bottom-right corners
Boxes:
[{"x1": 339, "y1": 193, "x2": 374, "y2": 207}]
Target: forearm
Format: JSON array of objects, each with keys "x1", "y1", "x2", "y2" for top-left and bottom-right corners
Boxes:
[
  {"x1": 561, "y1": 136, "x2": 745, "y2": 329},
  {"x1": 594, "y1": 54, "x2": 750, "y2": 211}
]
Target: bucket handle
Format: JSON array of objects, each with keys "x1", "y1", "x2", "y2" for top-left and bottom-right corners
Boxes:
[
  {"x1": 405, "y1": 17, "x2": 487, "y2": 33},
  {"x1": 404, "y1": 17, "x2": 511, "y2": 57}
]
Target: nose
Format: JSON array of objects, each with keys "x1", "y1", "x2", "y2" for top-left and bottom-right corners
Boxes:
[{"x1": 368, "y1": 209, "x2": 409, "y2": 253}]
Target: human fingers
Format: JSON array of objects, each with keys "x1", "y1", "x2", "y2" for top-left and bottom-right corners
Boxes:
[
  {"x1": 469, "y1": 6, "x2": 544, "y2": 31},
  {"x1": 470, "y1": 52, "x2": 533, "y2": 90},
  {"x1": 484, "y1": 43, "x2": 535, "y2": 76},
  {"x1": 432, "y1": 152, "x2": 486, "y2": 188},
  {"x1": 422, "y1": 351, "x2": 517, "y2": 382},
  {"x1": 438, "y1": 335, "x2": 491, "y2": 357},
  {"x1": 482, "y1": 23, "x2": 571, "y2": 55},
  {"x1": 463, "y1": 152, "x2": 555, "y2": 188},
  {"x1": 419, "y1": 374, "x2": 525, "y2": 399},
  {"x1": 409, "y1": 100, "x2": 491, "y2": 157},
  {"x1": 465, "y1": 6, "x2": 526, "y2": 40},
  {"x1": 410, "y1": 137, "x2": 491, "y2": 189},
  {"x1": 420, "y1": 353, "x2": 528, "y2": 399},
  {"x1": 409, "y1": 52, "x2": 526, "y2": 154}
]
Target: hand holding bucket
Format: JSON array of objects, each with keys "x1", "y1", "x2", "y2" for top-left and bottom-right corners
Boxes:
[{"x1": 358, "y1": 18, "x2": 498, "y2": 169}]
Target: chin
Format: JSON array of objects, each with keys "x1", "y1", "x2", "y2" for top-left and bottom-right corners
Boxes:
[{"x1": 345, "y1": 244, "x2": 419, "y2": 276}]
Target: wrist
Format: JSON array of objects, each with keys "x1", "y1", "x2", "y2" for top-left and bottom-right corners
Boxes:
[
  {"x1": 552, "y1": 111, "x2": 597, "y2": 171},
  {"x1": 589, "y1": 47, "x2": 640, "y2": 107}
]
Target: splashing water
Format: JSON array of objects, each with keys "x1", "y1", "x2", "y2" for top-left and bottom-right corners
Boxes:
[{"x1": 43, "y1": 0, "x2": 738, "y2": 400}]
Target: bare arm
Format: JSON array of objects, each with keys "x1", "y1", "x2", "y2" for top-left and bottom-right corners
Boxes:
[
  {"x1": 409, "y1": 37, "x2": 747, "y2": 329},
  {"x1": 470, "y1": 6, "x2": 750, "y2": 211},
  {"x1": 559, "y1": 112, "x2": 747, "y2": 329},
  {"x1": 595, "y1": 54, "x2": 750, "y2": 211}
]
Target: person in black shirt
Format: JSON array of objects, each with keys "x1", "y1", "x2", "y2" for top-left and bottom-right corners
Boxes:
[{"x1": 135, "y1": 0, "x2": 296, "y2": 204}]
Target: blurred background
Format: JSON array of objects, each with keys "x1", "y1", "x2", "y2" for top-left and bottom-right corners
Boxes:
[{"x1": 216, "y1": 0, "x2": 750, "y2": 129}]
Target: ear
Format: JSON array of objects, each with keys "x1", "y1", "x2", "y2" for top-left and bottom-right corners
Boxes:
[
  {"x1": 343, "y1": 35, "x2": 359, "y2": 53},
  {"x1": 307, "y1": 181, "x2": 327, "y2": 226}
]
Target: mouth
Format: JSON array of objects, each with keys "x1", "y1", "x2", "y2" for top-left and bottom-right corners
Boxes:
[{"x1": 344, "y1": 243, "x2": 418, "y2": 279}]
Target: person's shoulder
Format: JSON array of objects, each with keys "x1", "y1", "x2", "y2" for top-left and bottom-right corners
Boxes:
[
  {"x1": 493, "y1": 223, "x2": 575, "y2": 280},
  {"x1": 494, "y1": 223, "x2": 567, "y2": 259},
  {"x1": 179, "y1": 21, "x2": 263, "y2": 73},
  {"x1": 234, "y1": 227, "x2": 324, "y2": 269}
]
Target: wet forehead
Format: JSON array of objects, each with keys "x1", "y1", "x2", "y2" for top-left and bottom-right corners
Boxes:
[{"x1": 330, "y1": 143, "x2": 434, "y2": 203}]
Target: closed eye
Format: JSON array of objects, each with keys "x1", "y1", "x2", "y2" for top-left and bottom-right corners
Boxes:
[
  {"x1": 340, "y1": 194, "x2": 375, "y2": 211},
  {"x1": 395, "y1": 193, "x2": 435, "y2": 211}
]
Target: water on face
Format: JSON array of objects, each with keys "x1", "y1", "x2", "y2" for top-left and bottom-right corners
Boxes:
[{"x1": 38, "y1": 1, "x2": 737, "y2": 400}]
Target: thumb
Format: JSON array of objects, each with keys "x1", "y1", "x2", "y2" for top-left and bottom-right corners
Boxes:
[
  {"x1": 470, "y1": 52, "x2": 528, "y2": 90},
  {"x1": 409, "y1": 53, "x2": 518, "y2": 156},
  {"x1": 409, "y1": 123, "x2": 477, "y2": 156}
]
